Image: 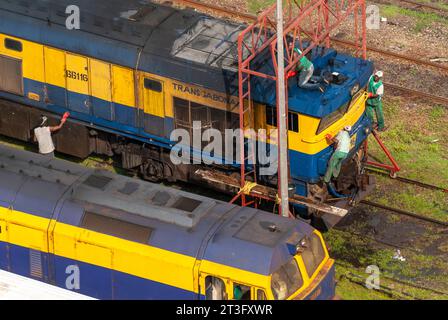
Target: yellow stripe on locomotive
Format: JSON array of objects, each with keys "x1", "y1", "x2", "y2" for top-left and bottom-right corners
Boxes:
[{"x1": 0, "y1": 200, "x2": 333, "y2": 300}]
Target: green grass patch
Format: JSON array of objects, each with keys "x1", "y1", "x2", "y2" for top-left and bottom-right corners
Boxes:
[
  {"x1": 367, "y1": 98, "x2": 448, "y2": 221},
  {"x1": 368, "y1": 100, "x2": 448, "y2": 187},
  {"x1": 380, "y1": 4, "x2": 448, "y2": 32},
  {"x1": 247, "y1": 0, "x2": 275, "y2": 14}
]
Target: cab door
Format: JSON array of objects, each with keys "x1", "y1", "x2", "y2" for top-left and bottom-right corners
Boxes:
[
  {"x1": 65, "y1": 53, "x2": 91, "y2": 115},
  {"x1": 140, "y1": 76, "x2": 165, "y2": 136}
]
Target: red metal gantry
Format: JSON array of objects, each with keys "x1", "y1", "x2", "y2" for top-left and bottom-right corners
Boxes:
[{"x1": 233, "y1": 0, "x2": 370, "y2": 211}]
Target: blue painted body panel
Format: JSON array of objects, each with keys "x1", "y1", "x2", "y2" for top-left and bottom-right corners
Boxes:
[
  {"x1": 305, "y1": 264, "x2": 336, "y2": 300},
  {"x1": 0, "y1": 241, "x2": 197, "y2": 300}
]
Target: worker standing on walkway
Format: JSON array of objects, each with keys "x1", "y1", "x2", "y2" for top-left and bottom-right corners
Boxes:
[
  {"x1": 286, "y1": 47, "x2": 326, "y2": 93},
  {"x1": 33, "y1": 112, "x2": 69, "y2": 157},
  {"x1": 366, "y1": 70, "x2": 386, "y2": 131},
  {"x1": 324, "y1": 126, "x2": 352, "y2": 183}
]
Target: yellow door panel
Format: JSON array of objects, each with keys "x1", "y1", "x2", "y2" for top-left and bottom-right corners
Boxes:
[
  {"x1": 141, "y1": 77, "x2": 164, "y2": 118},
  {"x1": 75, "y1": 240, "x2": 113, "y2": 269},
  {"x1": 112, "y1": 65, "x2": 135, "y2": 108},
  {"x1": 52, "y1": 223, "x2": 79, "y2": 259},
  {"x1": 22, "y1": 41, "x2": 44, "y2": 82},
  {"x1": 7, "y1": 211, "x2": 49, "y2": 252},
  {"x1": 44, "y1": 47, "x2": 66, "y2": 88},
  {"x1": 65, "y1": 53, "x2": 89, "y2": 95},
  {"x1": 89, "y1": 59, "x2": 111, "y2": 102},
  {"x1": 0, "y1": 206, "x2": 8, "y2": 242}
]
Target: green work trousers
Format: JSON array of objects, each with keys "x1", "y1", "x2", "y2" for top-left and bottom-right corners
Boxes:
[
  {"x1": 324, "y1": 151, "x2": 348, "y2": 183},
  {"x1": 366, "y1": 102, "x2": 385, "y2": 130}
]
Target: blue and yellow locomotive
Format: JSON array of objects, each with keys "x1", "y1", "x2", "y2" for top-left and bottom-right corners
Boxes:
[
  {"x1": 0, "y1": 0, "x2": 375, "y2": 223},
  {"x1": 0, "y1": 144, "x2": 335, "y2": 299}
]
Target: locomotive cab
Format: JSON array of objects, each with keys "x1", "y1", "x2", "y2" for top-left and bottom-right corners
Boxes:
[
  {"x1": 253, "y1": 46, "x2": 375, "y2": 225},
  {"x1": 198, "y1": 206, "x2": 336, "y2": 301}
]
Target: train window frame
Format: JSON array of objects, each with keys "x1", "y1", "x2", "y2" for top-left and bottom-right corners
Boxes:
[
  {"x1": 4, "y1": 38, "x2": 22, "y2": 52},
  {"x1": 270, "y1": 258, "x2": 304, "y2": 300},
  {"x1": 144, "y1": 78, "x2": 162, "y2": 92},
  {"x1": 173, "y1": 96, "x2": 229, "y2": 133},
  {"x1": 266, "y1": 105, "x2": 299, "y2": 133},
  {"x1": 316, "y1": 102, "x2": 350, "y2": 135},
  {"x1": 233, "y1": 282, "x2": 251, "y2": 300},
  {"x1": 288, "y1": 112, "x2": 299, "y2": 133},
  {"x1": 346, "y1": 89, "x2": 364, "y2": 113},
  {"x1": 266, "y1": 105, "x2": 277, "y2": 127},
  {"x1": 205, "y1": 276, "x2": 227, "y2": 300},
  {"x1": 256, "y1": 289, "x2": 267, "y2": 300}
]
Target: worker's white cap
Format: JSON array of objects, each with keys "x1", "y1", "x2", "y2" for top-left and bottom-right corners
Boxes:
[
  {"x1": 40, "y1": 116, "x2": 48, "y2": 126},
  {"x1": 344, "y1": 125, "x2": 352, "y2": 132},
  {"x1": 375, "y1": 71, "x2": 383, "y2": 78}
]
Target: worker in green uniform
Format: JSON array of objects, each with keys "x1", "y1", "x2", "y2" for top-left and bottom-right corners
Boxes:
[
  {"x1": 287, "y1": 47, "x2": 326, "y2": 93},
  {"x1": 366, "y1": 71, "x2": 386, "y2": 131},
  {"x1": 324, "y1": 126, "x2": 352, "y2": 183}
]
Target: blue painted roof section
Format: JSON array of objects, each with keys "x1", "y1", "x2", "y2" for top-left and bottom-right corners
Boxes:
[
  {"x1": 0, "y1": 0, "x2": 373, "y2": 118},
  {"x1": 203, "y1": 206, "x2": 315, "y2": 275}
]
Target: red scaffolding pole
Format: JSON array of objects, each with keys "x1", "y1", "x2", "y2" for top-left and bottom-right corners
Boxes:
[{"x1": 233, "y1": 0, "x2": 369, "y2": 211}]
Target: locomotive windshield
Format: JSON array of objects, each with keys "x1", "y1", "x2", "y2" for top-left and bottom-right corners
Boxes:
[
  {"x1": 270, "y1": 258, "x2": 303, "y2": 300},
  {"x1": 300, "y1": 233, "x2": 326, "y2": 278}
]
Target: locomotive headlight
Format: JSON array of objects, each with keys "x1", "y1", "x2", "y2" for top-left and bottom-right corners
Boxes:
[
  {"x1": 295, "y1": 237, "x2": 309, "y2": 253},
  {"x1": 350, "y1": 83, "x2": 360, "y2": 96}
]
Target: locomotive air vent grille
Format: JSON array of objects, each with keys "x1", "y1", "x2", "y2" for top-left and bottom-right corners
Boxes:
[
  {"x1": 29, "y1": 249, "x2": 43, "y2": 279},
  {"x1": 118, "y1": 182, "x2": 139, "y2": 195},
  {"x1": 152, "y1": 191, "x2": 171, "y2": 206},
  {"x1": 171, "y1": 196, "x2": 202, "y2": 213},
  {"x1": 83, "y1": 174, "x2": 113, "y2": 190}
]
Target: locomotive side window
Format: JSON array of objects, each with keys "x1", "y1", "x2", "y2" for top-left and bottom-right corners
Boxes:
[
  {"x1": 266, "y1": 105, "x2": 299, "y2": 133},
  {"x1": 205, "y1": 276, "x2": 227, "y2": 300},
  {"x1": 0, "y1": 55, "x2": 23, "y2": 96},
  {"x1": 4, "y1": 38, "x2": 22, "y2": 52},
  {"x1": 257, "y1": 289, "x2": 267, "y2": 300},
  {"x1": 266, "y1": 105, "x2": 277, "y2": 127},
  {"x1": 288, "y1": 112, "x2": 299, "y2": 133},
  {"x1": 173, "y1": 97, "x2": 229, "y2": 134},
  {"x1": 233, "y1": 283, "x2": 251, "y2": 300},
  {"x1": 144, "y1": 78, "x2": 162, "y2": 92}
]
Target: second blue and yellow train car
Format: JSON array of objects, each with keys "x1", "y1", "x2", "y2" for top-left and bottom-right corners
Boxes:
[{"x1": 0, "y1": 144, "x2": 335, "y2": 300}]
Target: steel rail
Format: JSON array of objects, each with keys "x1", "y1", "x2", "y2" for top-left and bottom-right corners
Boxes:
[
  {"x1": 366, "y1": 167, "x2": 448, "y2": 193},
  {"x1": 361, "y1": 200, "x2": 448, "y2": 227},
  {"x1": 383, "y1": 82, "x2": 448, "y2": 105},
  {"x1": 396, "y1": 0, "x2": 448, "y2": 13}
]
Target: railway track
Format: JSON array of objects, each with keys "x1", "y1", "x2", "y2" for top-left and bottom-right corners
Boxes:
[
  {"x1": 361, "y1": 200, "x2": 448, "y2": 227},
  {"x1": 366, "y1": 167, "x2": 448, "y2": 193},
  {"x1": 170, "y1": 0, "x2": 448, "y2": 105},
  {"x1": 395, "y1": 0, "x2": 448, "y2": 13}
]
